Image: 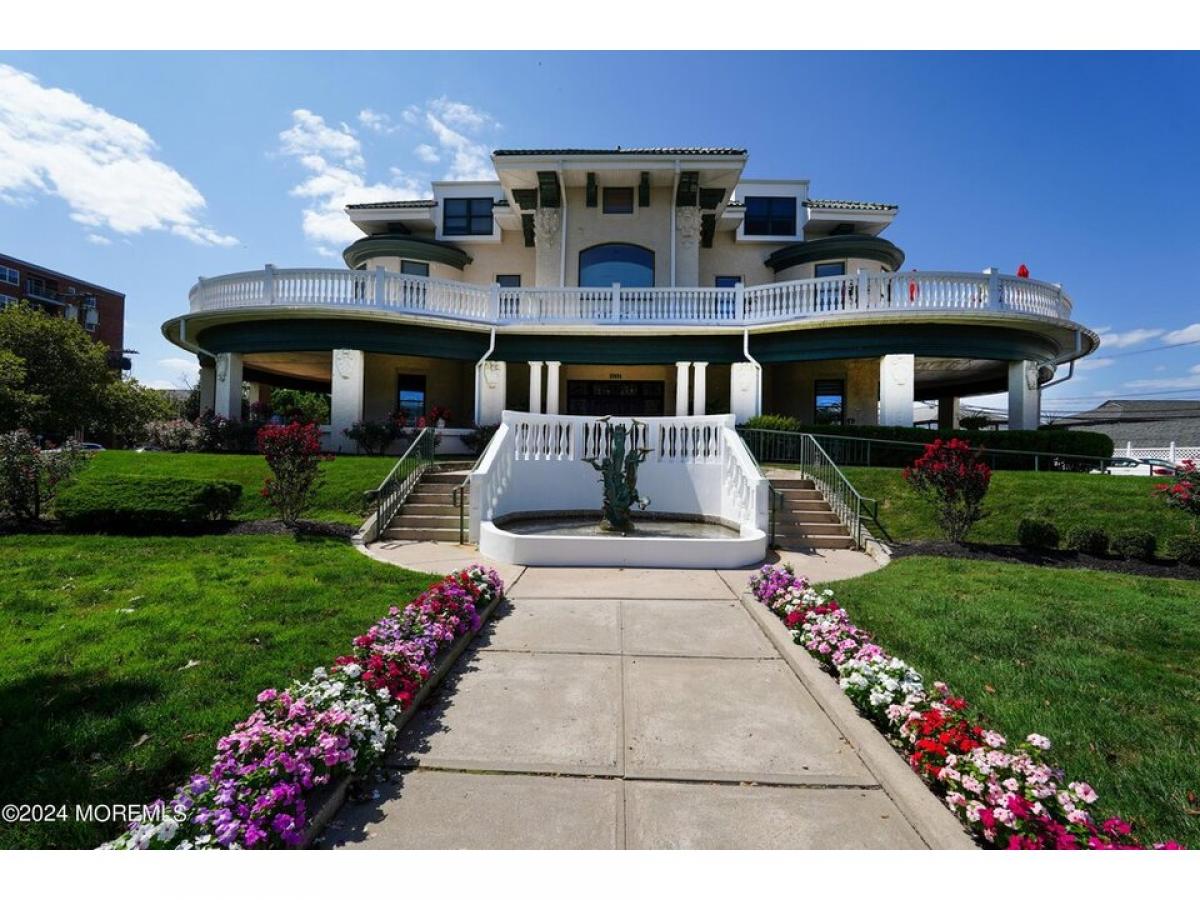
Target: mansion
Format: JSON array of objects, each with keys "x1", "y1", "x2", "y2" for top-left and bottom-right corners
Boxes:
[{"x1": 166, "y1": 147, "x2": 1097, "y2": 450}]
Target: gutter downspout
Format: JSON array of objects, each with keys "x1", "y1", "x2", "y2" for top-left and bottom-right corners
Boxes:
[
  {"x1": 742, "y1": 328, "x2": 762, "y2": 417},
  {"x1": 1042, "y1": 329, "x2": 1083, "y2": 390},
  {"x1": 473, "y1": 327, "x2": 497, "y2": 425}
]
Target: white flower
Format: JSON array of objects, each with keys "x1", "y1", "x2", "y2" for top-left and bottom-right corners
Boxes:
[
  {"x1": 342, "y1": 663, "x2": 362, "y2": 679},
  {"x1": 1026, "y1": 733, "x2": 1052, "y2": 750}
]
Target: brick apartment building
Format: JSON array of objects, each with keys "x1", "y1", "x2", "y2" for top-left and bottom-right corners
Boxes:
[{"x1": 0, "y1": 252, "x2": 129, "y2": 369}]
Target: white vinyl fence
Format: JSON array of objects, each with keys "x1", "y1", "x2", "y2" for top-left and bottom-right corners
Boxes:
[{"x1": 1121, "y1": 442, "x2": 1200, "y2": 464}]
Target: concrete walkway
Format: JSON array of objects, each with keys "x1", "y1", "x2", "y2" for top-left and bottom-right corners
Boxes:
[{"x1": 324, "y1": 543, "x2": 968, "y2": 849}]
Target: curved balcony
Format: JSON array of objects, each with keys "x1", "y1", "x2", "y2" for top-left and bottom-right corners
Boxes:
[{"x1": 187, "y1": 266, "x2": 1075, "y2": 328}]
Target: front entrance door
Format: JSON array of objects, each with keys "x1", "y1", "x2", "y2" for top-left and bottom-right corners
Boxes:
[{"x1": 566, "y1": 379, "x2": 665, "y2": 416}]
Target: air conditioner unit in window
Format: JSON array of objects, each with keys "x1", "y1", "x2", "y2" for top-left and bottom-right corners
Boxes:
[
  {"x1": 64, "y1": 305, "x2": 79, "y2": 321},
  {"x1": 84, "y1": 308, "x2": 99, "y2": 327}
]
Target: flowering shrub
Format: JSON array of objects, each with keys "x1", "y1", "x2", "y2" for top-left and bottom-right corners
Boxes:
[
  {"x1": 102, "y1": 565, "x2": 503, "y2": 850},
  {"x1": 748, "y1": 563, "x2": 1182, "y2": 850},
  {"x1": 258, "y1": 421, "x2": 329, "y2": 526},
  {"x1": 428, "y1": 405, "x2": 451, "y2": 426},
  {"x1": 0, "y1": 429, "x2": 90, "y2": 521},
  {"x1": 146, "y1": 418, "x2": 205, "y2": 452},
  {"x1": 343, "y1": 416, "x2": 402, "y2": 456},
  {"x1": 1155, "y1": 459, "x2": 1200, "y2": 517},
  {"x1": 903, "y1": 438, "x2": 992, "y2": 543}
]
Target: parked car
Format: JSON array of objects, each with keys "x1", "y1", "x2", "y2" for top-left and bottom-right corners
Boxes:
[
  {"x1": 80, "y1": 442, "x2": 106, "y2": 452},
  {"x1": 1090, "y1": 457, "x2": 1177, "y2": 476}
]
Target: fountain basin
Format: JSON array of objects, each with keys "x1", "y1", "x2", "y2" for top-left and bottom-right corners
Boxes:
[{"x1": 480, "y1": 511, "x2": 768, "y2": 569}]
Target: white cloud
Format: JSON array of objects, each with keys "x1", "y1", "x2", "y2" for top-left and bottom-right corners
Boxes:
[
  {"x1": 0, "y1": 64, "x2": 236, "y2": 247},
  {"x1": 278, "y1": 109, "x2": 423, "y2": 250},
  {"x1": 278, "y1": 98, "x2": 500, "y2": 253},
  {"x1": 1094, "y1": 327, "x2": 1164, "y2": 349},
  {"x1": 414, "y1": 143, "x2": 441, "y2": 164},
  {"x1": 157, "y1": 356, "x2": 200, "y2": 376},
  {"x1": 85, "y1": 233, "x2": 112, "y2": 246},
  {"x1": 357, "y1": 108, "x2": 395, "y2": 134},
  {"x1": 1162, "y1": 323, "x2": 1200, "y2": 345},
  {"x1": 1077, "y1": 356, "x2": 1114, "y2": 370},
  {"x1": 1124, "y1": 364, "x2": 1200, "y2": 391}
]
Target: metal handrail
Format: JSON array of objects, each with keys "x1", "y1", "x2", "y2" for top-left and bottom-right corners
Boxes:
[
  {"x1": 740, "y1": 429, "x2": 881, "y2": 548},
  {"x1": 739, "y1": 427, "x2": 1119, "y2": 473},
  {"x1": 451, "y1": 432, "x2": 501, "y2": 545},
  {"x1": 362, "y1": 427, "x2": 435, "y2": 534}
]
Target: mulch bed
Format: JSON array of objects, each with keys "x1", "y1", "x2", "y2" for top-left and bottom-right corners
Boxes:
[{"x1": 892, "y1": 540, "x2": 1200, "y2": 582}]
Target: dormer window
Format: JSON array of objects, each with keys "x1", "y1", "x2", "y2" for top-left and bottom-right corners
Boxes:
[
  {"x1": 443, "y1": 197, "x2": 494, "y2": 236},
  {"x1": 744, "y1": 196, "x2": 796, "y2": 236}
]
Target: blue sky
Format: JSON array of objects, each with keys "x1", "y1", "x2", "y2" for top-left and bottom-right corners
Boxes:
[{"x1": 1, "y1": 51, "x2": 1198, "y2": 411}]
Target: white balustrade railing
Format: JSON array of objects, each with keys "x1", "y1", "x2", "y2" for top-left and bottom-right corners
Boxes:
[
  {"x1": 189, "y1": 266, "x2": 1074, "y2": 325},
  {"x1": 470, "y1": 412, "x2": 769, "y2": 543}
]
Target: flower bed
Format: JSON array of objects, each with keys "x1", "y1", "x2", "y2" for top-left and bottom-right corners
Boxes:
[
  {"x1": 748, "y1": 563, "x2": 1183, "y2": 850},
  {"x1": 101, "y1": 565, "x2": 504, "y2": 850}
]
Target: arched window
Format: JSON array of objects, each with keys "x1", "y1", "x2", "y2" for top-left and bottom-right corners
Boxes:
[{"x1": 579, "y1": 243, "x2": 654, "y2": 288}]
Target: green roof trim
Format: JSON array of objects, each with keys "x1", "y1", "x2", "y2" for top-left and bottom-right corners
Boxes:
[
  {"x1": 765, "y1": 234, "x2": 906, "y2": 273},
  {"x1": 342, "y1": 235, "x2": 472, "y2": 271}
]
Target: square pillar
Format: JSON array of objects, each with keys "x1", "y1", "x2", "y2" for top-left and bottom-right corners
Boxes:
[
  {"x1": 475, "y1": 360, "x2": 506, "y2": 426},
  {"x1": 675, "y1": 361, "x2": 692, "y2": 416},
  {"x1": 198, "y1": 363, "x2": 216, "y2": 415},
  {"x1": 214, "y1": 352, "x2": 243, "y2": 421},
  {"x1": 692, "y1": 362, "x2": 708, "y2": 415},
  {"x1": 1008, "y1": 360, "x2": 1041, "y2": 430},
  {"x1": 330, "y1": 348, "x2": 365, "y2": 453},
  {"x1": 730, "y1": 362, "x2": 759, "y2": 423},
  {"x1": 545, "y1": 361, "x2": 561, "y2": 415},
  {"x1": 938, "y1": 397, "x2": 960, "y2": 431},
  {"x1": 528, "y1": 361, "x2": 544, "y2": 414},
  {"x1": 879, "y1": 354, "x2": 915, "y2": 427}
]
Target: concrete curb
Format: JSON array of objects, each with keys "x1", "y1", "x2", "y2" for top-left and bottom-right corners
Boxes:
[
  {"x1": 300, "y1": 587, "x2": 504, "y2": 848},
  {"x1": 739, "y1": 593, "x2": 977, "y2": 851}
]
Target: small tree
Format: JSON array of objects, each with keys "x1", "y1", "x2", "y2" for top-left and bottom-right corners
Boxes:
[
  {"x1": 0, "y1": 429, "x2": 90, "y2": 521},
  {"x1": 1155, "y1": 460, "x2": 1200, "y2": 518},
  {"x1": 257, "y1": 421, "x2": 328, "y2": 526},
  {"x1": 903, "y1": 438, "x2": 992, "y2": 543}
]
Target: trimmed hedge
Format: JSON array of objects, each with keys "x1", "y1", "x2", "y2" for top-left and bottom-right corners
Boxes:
[
  {"x1": 1165, "y1": 532, "x2": 1200, "y2": 566},
  {"x1": 56, "y1": 475, "x2": 242, "y2": 530},
  {"x1": 1110, "y1": 529, "x2": 1157, "y2": 562},
  {"x1": 740, "y1": 417, "x2": 1114, "y2": 470},
  {"x1": 1064, "y1": 525, "x2": 1111, "y2": 556},
  {"x1": 1017, "y1": 517, "x2": 1060, "y2": 550}
]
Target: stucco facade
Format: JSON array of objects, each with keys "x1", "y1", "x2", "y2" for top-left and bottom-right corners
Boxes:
[{"x1": 165, "y1": 147, "x2": 1097, "y2": 450}]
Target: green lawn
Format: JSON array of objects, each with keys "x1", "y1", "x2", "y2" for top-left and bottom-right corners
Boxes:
[
  {"x1": 0, "y1": 533, "x2": 437, "y2": 849},
  {"x1": 78, "y1": 450, "x2": 400, "y2": 524},
  {"x1": 826, "y1": 556, "x2": 1200, "y2": 847},
  {"x1": 837, "y1": 466, "x2": 1192, "y2": 547}
]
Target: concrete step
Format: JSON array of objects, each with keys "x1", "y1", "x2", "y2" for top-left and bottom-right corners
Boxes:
[
  {"x1": 769, "y1": 477, "x2": 815, "y2": 489},
  {"x1": 772, "y1": 488, "x2": 825, "y2": 501},
  {"x1": 402, "y1": 503, "x2": 461, "y2": 516},
  {"x1": 421, "y1": 470, "x2": 472, "y2": 485},
  {"x1": 392, "y1": 514, "x2": 462, "y2": 528},
  {"x1": 775, "y1": 535, "x2": 857, "y2": 550},
  {"x1": 776, "y1": 510, "x2": 841, "y2": 524},
  {"x1": 781, "y1": 499, "x2": 834, "y2": 512},
  {"x1": 776, "y1": 522, "x2": 850, "y2": 537},
  {"x1": 409, "y1": 485, "x2": 459, "y2": 500},
  {"x1": 382, "y1": 526, "x2": 464, "y2": 542}
]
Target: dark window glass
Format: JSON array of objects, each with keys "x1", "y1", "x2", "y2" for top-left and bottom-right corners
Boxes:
[
  {"x1": 400, "y1": 260, "x2": 430, "y2": 277},
  {"x1": 0, "y1": 265, "x2": 18, "y2": 285},
  {"x1": 814, "y1": 379, "x2": 845, "y2": 426},
  {"x1": 396, "y1": 374, "x2": 427, "y2": 421},
  {"x1": 602, "y1": 187, "x2": 634, "y2": 214},
  {"x1": 443, "y1": 197, "x2": 494, "y2": 235},
  {"x1": 744, "y1": 196, "x2": 797, "y2": 236},
  {"x1": 814, "y1": 262, "x2": 847, "y2": 278},
  {"x1": 495, "y1": 274, "x2": 521, "y2": 287},
  {"x1": 715, "y1": 275, "x2": 742, "y2": 287},
  {"x1": 579, "y1": 244, "x2": 654, "y2": 288}
]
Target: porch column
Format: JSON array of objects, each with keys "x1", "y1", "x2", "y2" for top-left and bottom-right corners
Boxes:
[
  {"x1": 730, "y1": 362, "x2": 760, "y2": 423},
  {"x1": 938, "y1": 396, "x2": 960, "y2": 431},
  {"x1": 692, "y1": 362, "x2": 708, "y2": 415},
  {"x1": 214, "y1": 352, "x2": 243, "y2": 421},
  {"x1": 329, "y1": 348, "x2": 365, "y2": 453},
  {"x1": 545, "y1": 361, "x2": 561, "y2": 415},
  {"x1": 528, "y1": 361, "x2": 544, "y2": 414},
  {"x1": 475, "y1": 361, "x2": 506, "y2": 426},
  {"x1": 1007, "y1": 360, "x2": 1041, "y2": 430},
  {"x1": 879, "y1": 354, "x2": 915, "y2": 427},
  {"x1": 246, "y1": 382, "x2": 267, "y2": 409},
  {"x1": 675, "y1": 361, "x2": 692, "y2": 416},
  {"x1": 198, "y1": 363, "x2": 216, "y2": 414}
]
